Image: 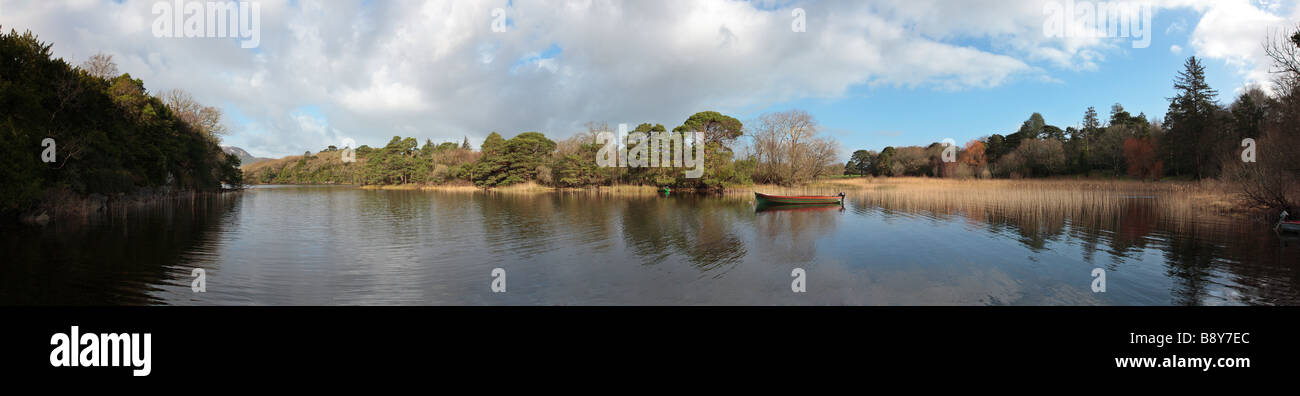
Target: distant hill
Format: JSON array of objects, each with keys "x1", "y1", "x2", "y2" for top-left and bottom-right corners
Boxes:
[
  {"x1": 241, "y1": 149, "x2": 364, "y2": 184},
  {"x1": 221, "y1": 146, "x2": 271, "y2": 166}
]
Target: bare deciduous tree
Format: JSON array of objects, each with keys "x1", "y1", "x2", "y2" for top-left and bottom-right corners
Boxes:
[
  {"x1": 161, "y1": 89, "x2": 228, "y2": 140},
  {"x1": 1225, "y1": 25, "x2": 1300, "y2": 213},
  {"x1": 81, "y1": 52, "x2": 118, "y2": 79},
  {"x1": 748, "y1": 110, "x2": 840, "y2": 185}
]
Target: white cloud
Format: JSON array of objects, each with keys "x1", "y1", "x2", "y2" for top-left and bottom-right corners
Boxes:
[
  {"x1": 0, "y1": 0, "x2": 1295, "y2": 157},
  {"x1": 1170, "y1": 44, "x2": 1183, "y2": 53},
  {"x1": 1187, "y1": 0, "x2": 1288, "y2": 90},
  {"x1": 338, "y1": 66, "x2": 429, "y2": 114}
]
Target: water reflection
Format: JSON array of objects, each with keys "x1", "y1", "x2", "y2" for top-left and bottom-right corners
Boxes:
[
  {"x1": 850, "y1": 188, "x2": 1300, "y2": 305},
  {"x1": 0, "y1": 194, "x2": 240, "y2": 305},
  {"x1": 2, "y1": 185, "x2": 1296, "y2": 305},
  {"x1": 620, "y1": 195, "x2": 749, "y2": 275}
]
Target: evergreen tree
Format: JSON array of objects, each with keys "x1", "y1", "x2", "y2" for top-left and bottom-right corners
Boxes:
[{"x1": 1164, "y1": 56, "x2": 1220, "y2": 178}]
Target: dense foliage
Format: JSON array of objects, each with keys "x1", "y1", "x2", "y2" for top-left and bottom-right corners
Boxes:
[
  {"x1": 840, "y1": 42, "x2": 1298, "y2": 211},
  {"x1": 245, "y1": 111, "x2": 800, "y2": 190},
  {"x1": 1, "y1": 28, "x2": 241, "y2": 217}
]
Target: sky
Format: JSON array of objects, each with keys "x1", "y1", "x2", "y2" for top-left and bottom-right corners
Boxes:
[{"x1": 1, "y1": 0, "x2": 1296, "y2": 159}]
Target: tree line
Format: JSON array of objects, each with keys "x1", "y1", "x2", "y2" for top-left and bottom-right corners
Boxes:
[
  {"x1": 844, "y1": 101, "x2": 1170, "y2": 180},
  {"x1": 248, "y1": 109, "x2": 845, "y2": 190},
  {"x1": 1, "y1": 27, "x2": 243, "y2": 220},
  {"x1": 843, "y1": 28, "x2": 1300, "y2": 212}
]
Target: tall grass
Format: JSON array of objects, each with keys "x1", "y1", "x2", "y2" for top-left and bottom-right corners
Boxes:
[{"x1": 816, "y1": 177, "x2": 1259, "y2": 234}]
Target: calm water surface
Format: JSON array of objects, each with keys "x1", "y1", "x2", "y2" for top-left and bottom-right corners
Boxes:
[{"x1": 3, "y1": 185, "x2": 1298, "y2": 305}]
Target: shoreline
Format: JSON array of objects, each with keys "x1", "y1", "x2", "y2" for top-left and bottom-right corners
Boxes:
[
  {"x1": 9, "y1": 177, "x2": 1264, "y2": 228},
  {"x1": 7, "y1": 187, "x2": 232, "y2": 227},
  {"x1": 241, "y1": 177, "x2": 1255, "y2": 215}
]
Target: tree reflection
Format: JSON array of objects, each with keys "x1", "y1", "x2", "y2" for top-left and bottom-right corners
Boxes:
[
  {"x1": 618, "y1": 195, "x2": 748, "y2": 275},
  {"x1": 853, "y1": 188, "x2": 1300, "y2": 305},
  {"x1": 0, "y1": 193, "x2": 240, "y2": 305}
]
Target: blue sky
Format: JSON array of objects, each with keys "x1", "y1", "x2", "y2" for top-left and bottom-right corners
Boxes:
[
  {"x1": 1, "y1": 0, "x2": 1293, "y2": 158},
  {"x1": 746, "y1": 6, "x2": 1258, "y2": 153}
]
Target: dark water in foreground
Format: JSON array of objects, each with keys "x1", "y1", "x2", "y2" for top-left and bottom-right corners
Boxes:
[{"x1": 3, "y1": 185, "x2": 1298, "y2": 305}]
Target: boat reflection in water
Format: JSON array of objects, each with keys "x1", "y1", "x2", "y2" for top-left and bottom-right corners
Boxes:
[{"x1": 755, "y1": 202, "x2": 845, "y2": 214}]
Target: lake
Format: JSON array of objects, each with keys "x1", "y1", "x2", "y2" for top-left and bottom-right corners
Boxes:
[{"x1": 3, "y1": 184, "x2": 1297, "y2": 305}]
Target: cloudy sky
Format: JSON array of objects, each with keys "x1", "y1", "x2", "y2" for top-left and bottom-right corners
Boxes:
[{"x1": 1, "y1": 0, "x2": 1296, "y2": 158}]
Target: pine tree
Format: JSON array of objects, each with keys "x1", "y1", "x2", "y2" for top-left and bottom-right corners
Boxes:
[
  {"x1": 1078, "y1": 106, "x2": 1100, "y2": 171},
  {"x1": 1164, "y1": 56, "x2": 1220, "y2": 178}
]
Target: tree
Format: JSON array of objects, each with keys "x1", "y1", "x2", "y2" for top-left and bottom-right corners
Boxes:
[
  {"x1": 845, "y1": 150, "x2": 876, "y2": 175},
  {"x1": 473, "y1": 132, "x2": 555, "y2": 187},
  {"x1": 1224, "y1": 24, "x2": 1300, "y2": 212},
  {"x1": 80, "y1": 52, "x2": 118, "y2": 79},
  {"x1": 161, "y1": 89, "x2": 228, "y2": 141},
  {"x1": 1230, "y1": 88, "x2": 1266, "y2": 140},
  {"x1": 481, "y1": 132, "x2": 505, "y2": 155},
  {"x1": 1264, "y1": 26, "x2": 1300, "y2": 93},
  {"x1": 890, "y1": 146, "x2": 929, "y2": 176},
  {"x1": 1123, "y1": 136, "x2": 1162, "y2": 180},
  {"x1": 1000, "y1": 114, "x2": 1044, "y2": 159},
  {"x1": 551, "y1": 139, "x2": 604, "y2": 187},
  {"x1": 1, "y1": 27, "x2": 238, "y2": 214},
  {"x1": 1018, "y1": 113, "x2": 1046, "y2": 138},
  {"x1": 1091, "y1": 122, "x2": 1131, "y2": 175},
  {"x1": 1039, "y1": 125, "x2": 1066, "y2": 141},
  {"x1": 959, "y1": 140, "x2": 987, "y2": 169},
  {"x1": 748, "y1": 110, "x2": 839, "y2": 184},
  {"x1": 220, "y1": 153, "x2": 243, "y2": 185},
  {"x1": 1002, "y1": 138, "x2": 1066, "y2": 177},
  {"x1": 462, "y1": 136, "x2": 472, "y2": 150},
  {"x1": 1082, "y1": 106, "x2": 1101, "y2": 134},
  {"x1": 1164, "y1": 56, "x2": 1221, "y2": 178},
  {"x1": 673, "y1": 111, "x2": 743, "y2": 150},
  {"x1": 421, "y1": 138, "x2": 436, "y2": 157},
  {"x1": 985, "y1": 134, "x2": 1006, "y2": 164},
  {"x1": 872, "y1": 146, "x2": 896, "y2": 176}
]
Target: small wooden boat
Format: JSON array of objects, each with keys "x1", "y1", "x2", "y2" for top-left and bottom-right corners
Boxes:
[{"x1": 754, "y1": 192, "x2": 844, "y2": 206}]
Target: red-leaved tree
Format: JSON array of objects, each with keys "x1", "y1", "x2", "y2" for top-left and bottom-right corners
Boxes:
[{"x1": 1122, "y1": 136, "x2": 1162, "y2": 180}]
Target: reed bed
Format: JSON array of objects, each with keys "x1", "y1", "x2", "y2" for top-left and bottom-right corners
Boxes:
[
  {"x1": 818, "y1": 177, "x2": 1259, "y2": 235},
  {"x1": 360, "y1": 177, "x2": 1251, "y2": 222}
]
